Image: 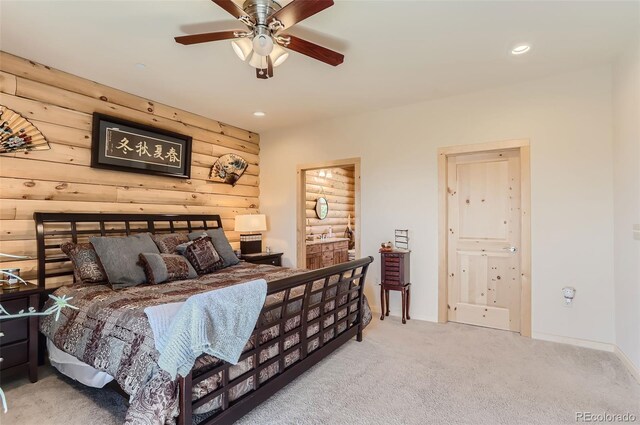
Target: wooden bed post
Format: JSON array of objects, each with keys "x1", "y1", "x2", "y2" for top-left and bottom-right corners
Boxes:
[
  {"x1": 178, "y1": 372, "x2": 193, "y2": 425},
  {"x1": 356, "y1": 263, "x2": 369, "y2": 342}
]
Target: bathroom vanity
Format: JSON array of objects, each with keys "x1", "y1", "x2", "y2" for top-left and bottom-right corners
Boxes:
[{"x1": 306, "y1": 237, "x2": 350, "y2": 270}]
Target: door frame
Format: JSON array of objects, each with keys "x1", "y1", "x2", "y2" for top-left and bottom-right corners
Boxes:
[
  {"x1": 438, "y1": 139, "x2": 531, "y2": 336},
  {"x1": 296, "y1": 158, "x2": 362, "y2": 269}
]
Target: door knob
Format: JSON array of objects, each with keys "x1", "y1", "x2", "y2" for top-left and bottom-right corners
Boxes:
[{"x1": 504, "y1": 246, "x2": 517, "y2": 253}]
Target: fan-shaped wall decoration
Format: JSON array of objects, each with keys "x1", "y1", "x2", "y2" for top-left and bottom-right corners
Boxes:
[
  {"x1": 209, "y1": 153, "x2": 248, "y2": 186},
  {"x1": 0, "y1": 106, "x2": 50, "y2": 154}
]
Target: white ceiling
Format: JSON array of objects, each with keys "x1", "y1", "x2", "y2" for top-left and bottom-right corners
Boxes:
[{"x1": 1, "y1": 1, "x2": 638, "y2": 133}]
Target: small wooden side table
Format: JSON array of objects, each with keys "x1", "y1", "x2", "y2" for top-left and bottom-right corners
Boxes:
[
  {"x1": 0, "y1": 283, "x2": 43, "y2": 382},
  {"x1": 241, "y1": 252, "x2": 283, "y2": 267},
  {"x1": 379, "y1": 250, "x2": 411, "y2": 324}
]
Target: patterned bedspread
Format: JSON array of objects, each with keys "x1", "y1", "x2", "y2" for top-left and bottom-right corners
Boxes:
[{"x1": 41, "y1": 262, "x2": 371, "y2": 424}]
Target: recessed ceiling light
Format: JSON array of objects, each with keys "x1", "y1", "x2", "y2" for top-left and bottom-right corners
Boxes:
[
  {"x1": 135, "y1": 63, "x2": 146, "y2": 69},
  {"x1": 253, "y1": 111, "x2": 266, "y2": 117},
  {"x1": 511, "y1": 44, "x2": 531, "y2": 55}
]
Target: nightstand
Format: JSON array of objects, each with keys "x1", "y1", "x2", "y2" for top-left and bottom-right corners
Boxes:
[
  {"x1": 241, "y1": 252, "x2": 283, "y2": 267},
  {"x1": 0, "y1": 283, "x2": 43, "y2": 382}
]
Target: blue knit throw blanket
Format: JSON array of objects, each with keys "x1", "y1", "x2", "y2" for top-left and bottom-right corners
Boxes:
[{"x1": 144, "y1": 279, "x2": 267, "y2": 379}]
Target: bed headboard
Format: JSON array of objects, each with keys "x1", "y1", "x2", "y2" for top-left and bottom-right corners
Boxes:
[{"x1": 34, "y1": 212, "x2": 223, "y2": 290}]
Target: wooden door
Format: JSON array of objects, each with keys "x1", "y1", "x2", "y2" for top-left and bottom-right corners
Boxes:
[{"x1": 447, "y1": 149, "x2": 522, "y2": 332}]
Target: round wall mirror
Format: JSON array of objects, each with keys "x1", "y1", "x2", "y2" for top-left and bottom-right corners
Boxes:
[{"x1": 315, "y1": 197, "x2": 329, "y2": 220}]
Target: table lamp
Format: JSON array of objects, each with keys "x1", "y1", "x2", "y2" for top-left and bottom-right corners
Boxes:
[{"x1": 235, "y1": 214, "x2": 267, "y2": 255}]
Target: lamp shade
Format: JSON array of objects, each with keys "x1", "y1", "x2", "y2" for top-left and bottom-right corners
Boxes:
[
  {"x1": 249, "y1": 52, "x2": 267, "y2": 69},
  {"x1": 231, "y1": 38, "x2": 253, "y2": 61},
  {"x1": 235, "y1": 214, "x2": 267, "y2": 232},
  {"x1": 271, "y1": 44, "x2": 289, "y2": 67}
]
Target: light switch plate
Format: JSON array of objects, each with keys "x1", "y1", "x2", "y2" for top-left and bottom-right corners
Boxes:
[{"x1": 634, "y1": 224, "x2": 640, "y2": 241}]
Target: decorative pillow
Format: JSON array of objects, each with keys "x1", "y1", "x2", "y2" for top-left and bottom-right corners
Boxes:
[
  {"x1": 138, "y1": 253, "x2": 197, "y2": 285},
  {"x1": 151, "y1": 233, "x2": 189, "y2": 254},
  {"x1": 60, "y1": 241, "x2": 108, "y2": 285},
  {"x1": 183, "y1": 237, "x2": 224, "y2": 275},
  {"x1": 90, "y1": 233, "x2": 160, "y2": 289},
  {"x1": 188, "y1": 228, "x2": 240, "y2": 268},
  {"x1": 175, "y1": 241, "x2": 193, "y2": 255}
]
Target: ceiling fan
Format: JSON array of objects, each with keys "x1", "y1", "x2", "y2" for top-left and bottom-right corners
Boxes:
[{"x1": 174, "y1": 0, "x2": 344, "y2": 79}]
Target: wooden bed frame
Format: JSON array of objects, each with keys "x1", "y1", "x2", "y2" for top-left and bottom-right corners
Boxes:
[{"x1": 34, "y1": 212, "x2": 373, "y2": 425}]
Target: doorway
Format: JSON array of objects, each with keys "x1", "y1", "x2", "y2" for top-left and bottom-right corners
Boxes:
[
  {"x1": 296, "y1": 158, "x2": 361, "y2": 269},
  {"x1": 438, "y1": 140, "x2": 531, "y2": 336}
]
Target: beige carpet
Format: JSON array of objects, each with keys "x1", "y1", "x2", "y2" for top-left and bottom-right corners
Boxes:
[{"x1": 3, "y1": 318, "x2": 639, "y2": 425}]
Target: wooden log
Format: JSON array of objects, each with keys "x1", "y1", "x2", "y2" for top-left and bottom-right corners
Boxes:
[
  {"x1": 305, "y1": 193, "x2": 354, "y2": 205},
  {"x1": 29, "y1": 120, "x2": 91, "y2": 148},
  {"x1": 0, "y1": 157, "x2": 259, "y2": 193},
  {"x1": 305, "y1": 209, "x2": 354, "y2": 219},
  {"x1": 306, "y1": 169, "x2": 354, "y2": 184},
  {"x1": 192, "y1": 140, "x2": 259, "y2": 165},
  {"x1": 11, "y1": 142, "x2": 91, "y2": 166},
  {"x1": 0, "y1": 199, "x2": 258, "y2": 220},
  {"x1": 0, "y1": 218, "x2": 237, "y2": 242},
  {"x1": 304, "y1": 201, "x2": 353, "y2": 211},
  {"x1": 0, "y1": 220, "x2": 34, "y2": 241},
  {"x1": 115, "y1": 187, "x2": 258, "y2": 208},
  {"x1": 305, "y1": 217, "x2": 350, "y2": 226},
  {"x1": 0, "y1": 177, "x2": 118, "y2": 202},
  {"x1": 0, "y1": 71, "x2": 17, "y2": 95},
  {"x1": 306, "y1": 184, "x2": 355, "y2": 198},
  {"x1": 0, "y1": 177, "x2": 259, "y2": 203},
  {"x1": 0, "y1": 92, "x2": 92, "y2": 130}
]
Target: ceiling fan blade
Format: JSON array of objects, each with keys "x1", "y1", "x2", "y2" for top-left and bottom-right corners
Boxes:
[
  {"x1": 279, "y1": 35, "x2": 344, "y2": 66},
  {"x1": 269, "y1": 0, "x2": 334, "y2": 31},
  {"x1": 175, "y1": 30, "x2": 239, "y2": 45},
  {"x1": 212, "y1": 0, "x2": 250, "y2": 20}
]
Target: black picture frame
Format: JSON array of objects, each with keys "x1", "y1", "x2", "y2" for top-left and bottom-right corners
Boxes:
[{"x1": 91, "y1": 113, "x2": 192, "y2": 179}]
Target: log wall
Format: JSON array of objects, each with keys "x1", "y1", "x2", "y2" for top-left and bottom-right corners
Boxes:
[
  {"x1": 0, "y1": 52, "x2": 260, "y2": 286},
  {"x1": 305, "y1": 167, "x2": 355, "y2": 238}
]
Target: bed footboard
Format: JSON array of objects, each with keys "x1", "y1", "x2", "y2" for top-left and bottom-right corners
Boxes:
[{"x1": 178, "y1": 256, "x2": 373, "y2": 425}]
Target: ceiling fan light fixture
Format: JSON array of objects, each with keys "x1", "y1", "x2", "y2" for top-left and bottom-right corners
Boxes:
[
  {"x1": 249, "y1": 52, "x2": 267, "y2": 69},
  {"x1": 270, "y1": 44, "x2": 289, "y2": 67},
  {"x1": 231, "y1": 38, "x2": 253, "y2": 61},
  {"x1": 252, "y1": 28, "x2": 274, "y2": 56}
]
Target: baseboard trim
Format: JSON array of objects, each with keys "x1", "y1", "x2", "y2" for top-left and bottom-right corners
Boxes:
[
  {"x1": 532, "y1": 332, "x2": 615, "y2": 352},
  {"x1": 370, "y1": 309, "x2": 438, "y2": 323},
  {"x1": 614, "y1": 345, "x2": 640, "y2": 384},
  {"x1": 532, "y1": 333, "x2": 640, "y2": 383}
]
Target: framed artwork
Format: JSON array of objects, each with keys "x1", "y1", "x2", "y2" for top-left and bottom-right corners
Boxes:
[
  {"x1": 91, "y1": 113, "x2": 192, "y2": 179},
  {"x1": 209, "y1": 153, "x2": 248, "y2": 186},
  {"x1": 0, "y1": 106, "x2": 50, "y2": 154}
]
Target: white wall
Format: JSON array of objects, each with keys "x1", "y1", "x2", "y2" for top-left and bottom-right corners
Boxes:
[
  {"x1": 612, "y1": 39, "x2": 640, "y2": 371},
  {"x1": 260, "y1": 66, "x2": 615, "y2": 345}
]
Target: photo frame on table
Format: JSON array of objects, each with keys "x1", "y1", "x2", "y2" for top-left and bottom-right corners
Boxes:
[{"x1": 91, "y1": 113, "x2": 192, "y2": 179}]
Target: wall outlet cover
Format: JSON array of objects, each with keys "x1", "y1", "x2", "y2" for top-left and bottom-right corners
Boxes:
[{"x1": 633, "y1": 224, "x2": 640, "y2": 241}]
